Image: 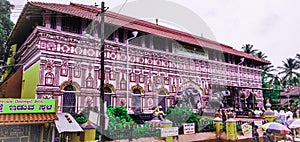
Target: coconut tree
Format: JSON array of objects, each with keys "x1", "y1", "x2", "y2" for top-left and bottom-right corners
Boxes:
[
  {"x1": 262, "y1": 65, "x2": 277, "y2": 88},
  {"x1": 296, "y1": 53, "x2": 300, "y2": 61},
  {"x1": 242, "y1": 44, "x2": 257, "y2": 55},
  {"x1": 278, "y1": 58, "x2": 300, "y2": 86},
  {"x1": 256, "y1": 51, "x2": 268, "y2": 59}
]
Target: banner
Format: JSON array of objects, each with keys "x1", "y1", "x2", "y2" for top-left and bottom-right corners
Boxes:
[
  {"x1": 183, "y1": 123, "x2": 195, "y2": 134},
  {"x1": 241, "y1": 123, "x2": 252, "y2": 137},
  {"x1": 0, "y1": 99, "x2": 56, "y2": 114},
  {"x1": 173, "y1": 46, "x2": 208, "y2": 59}
]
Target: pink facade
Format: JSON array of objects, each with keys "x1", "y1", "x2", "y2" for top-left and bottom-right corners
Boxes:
[{"x1": 9, "y1": 2, "x2": 269, "y2": 114}]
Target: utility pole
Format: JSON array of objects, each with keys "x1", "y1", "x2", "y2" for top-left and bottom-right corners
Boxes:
[{"x1": 100, "y1": 1, "x2": 108, "y2": 142}]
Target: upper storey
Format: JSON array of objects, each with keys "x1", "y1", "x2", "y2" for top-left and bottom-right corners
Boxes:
[{"x1": 7, "y1": 2, "x2": 270, "y2": 67}]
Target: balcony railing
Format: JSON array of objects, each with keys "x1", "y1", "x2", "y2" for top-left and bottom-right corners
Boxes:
[{"x1": 17, "y1": 26, "x2": 262, "y2": 88}]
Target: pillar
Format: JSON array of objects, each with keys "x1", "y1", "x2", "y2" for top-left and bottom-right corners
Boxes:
[
  {"x1": 264, "y1": 99, "x2": 275, "y2": 122},
  {"x1": 226, "y1": 118, "x2": 237, "y2": 141},
  {"x1": 160, "y1": 121, "x2": 173, "y2": 142},
  {"x1": 213, "y1": 117, "x2": 223, "y2": 138}
]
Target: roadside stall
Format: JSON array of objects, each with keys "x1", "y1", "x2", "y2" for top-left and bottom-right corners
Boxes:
[
  {"x1": 54, "y1": 113, "x2": 84, "y2": 142},
  {"x1": 0, "y1": 98, "x2": 57, "y2": 142}
]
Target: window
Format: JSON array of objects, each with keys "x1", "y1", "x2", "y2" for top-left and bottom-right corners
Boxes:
[
  {"x1": 153, "y1": 36, "x2": 165, "y2": 51},
  {"x1": 45, "y1": 73, "x2": 54, "y2": 85},
  {"x1": 74, "y1": 67, "x2": 81, "y2": 78},
  {"x1": 132, "y1": 95, "x2": 141, "y2": 112},
  {"x1": 110, "y1": 72, "x2": 115, "y2": 80},
  {"x1": 164, "y1": 77, "x2": 169, "y2": 85},
  {"x1": 86, "y1": 73, "x2": 93, "y2": 88},
  {"x1": 62, "y1": 16, "x2": 82, "y2": 34},
  {"x1": 50, "y1": 14, "x2": 56, "y2": 29},
  {"x1": 104, "y1": 86, "x2": 112, "y2": 93},
  {"x1": 130, "y1": 73, "x2": 135, "y2": 82},
  {"x1": 61, "y1": 67, "x2": 68, "y2": 76},
  {"x1": 120, "y1": 74, "x2": 126, "y2": 90},
  {"x1": 118, "y1": 28, "x2": 124, "y2": 43},
  {"x1": 145, "y1": 35, "x2": 151, "y2": 48},
  {"x1": 139, "y1": 74, "x2": 144, "y2": 83},
  {"x1": 133, "y1": 88, "x2": 141, "y2": 94}
]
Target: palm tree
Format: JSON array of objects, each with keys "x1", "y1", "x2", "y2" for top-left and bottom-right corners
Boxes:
[
  {"x1": 277, "y1": 58, "x2": 300, "y2": 86},
  {"x1": 296, "y1": 53, "x2": 300, "y2": 60},
  {"x1": 256, "y1": 51, "x2": 268, "y2": 59},
  {"x1": 261, "y1": 65, "x2": 277, "y2": 88},
  {"x1": 242, "y1": 44, "x2": 257, "y2": 55}
]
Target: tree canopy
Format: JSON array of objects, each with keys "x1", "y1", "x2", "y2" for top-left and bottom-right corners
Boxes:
[
  {"x1": 242, "y1": 44, "x2": 257, "y2": 55},
  {"x1": 0, "y1": 0, "x2": 14, "y2": 62}
]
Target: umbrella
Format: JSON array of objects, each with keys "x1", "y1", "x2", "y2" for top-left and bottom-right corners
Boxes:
[
  {"x1": 288, "y1": 119, "x2": 300, "y2": 129},
  {"x1": 261, "y1": 122, "x2": 291, "y2": 134}
]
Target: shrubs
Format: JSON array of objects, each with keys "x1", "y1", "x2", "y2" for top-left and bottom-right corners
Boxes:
[{"x1": 166, "y1": 106, "x2": 214, "y2": 133}]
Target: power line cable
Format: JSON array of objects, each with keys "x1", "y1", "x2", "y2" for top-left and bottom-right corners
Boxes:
[{"x1": 118, "y1": 0, "x2": 128, "y2": 13}]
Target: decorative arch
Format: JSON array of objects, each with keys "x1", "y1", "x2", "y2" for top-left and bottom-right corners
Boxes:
[
  {"x1": 179, "y1": 79, "x2": 203, "y2": 95},
  {"x1": 177, "y1": 79, "x2": 203, "y2": 108},
  {"x1": 131, "y1": 84, "x2": 144, "y2": 94},
  {"x1": 60, "y1": 81, "x2": 81, "y2": 91},
  {"x1": 158, "y1": 88, "x2": 169, "y2": 96},
  {"x1": 104, "y1": 83, "x2": 116, "y2": 93}
]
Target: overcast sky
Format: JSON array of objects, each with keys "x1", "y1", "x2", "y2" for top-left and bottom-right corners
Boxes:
[{"x1": 9, "y1": 0, "x2": 300, "y2": 68}]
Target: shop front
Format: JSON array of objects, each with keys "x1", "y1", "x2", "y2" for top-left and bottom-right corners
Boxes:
[{"x1": 0, "y1": 99, "x2": 58, "y2": 142}]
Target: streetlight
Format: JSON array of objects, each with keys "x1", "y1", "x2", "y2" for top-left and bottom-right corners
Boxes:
[
  {"x1": 237, "y1": 57, "x2": 244, "y2": 86},
  {"x1": 126, "y1": 31, "x2": 138, "y2": 112},
  {"x1": 99, "y1": 2, "x2": 108, "y2": 142}
]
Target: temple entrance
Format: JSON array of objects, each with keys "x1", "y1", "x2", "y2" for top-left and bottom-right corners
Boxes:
[
  {"x1": 246, "y1": 93, "x2": 257, "y2": 110},
  {"x1": 177, "y1": 80, "x2": 202, "y2": 109},
  {"x1": 103, "y1": 84, "x2": 115, "y2": 107},
  {"x1": 158, "y1": 88, "x2": 168, "y2": 112},
  {"x1": 62, "y1": 84, "x2": 76, "y2": 113},
  {"x1": 181, "y1": 87, "x2": 201, "y2": 108},
  {"x1": 131, "y1": 84, "x2": 144, "y2": 113}
]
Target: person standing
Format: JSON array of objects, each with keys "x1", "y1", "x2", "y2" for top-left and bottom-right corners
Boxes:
[
  {"x1": 263, "y1": 130, "x2": 275, "y2": 142},
  {"x1": 285, "y1": 108, "x2": 293, "y2": 122},
  {"x1": 221, "y1": 110, "x2": 227, "y2": 122},
  {"x1": 196, "y1": 100, "x2": 203, "y2": 116},
  {"x1": 253, "y1": 125, "x2": 259, "y2": 142}
]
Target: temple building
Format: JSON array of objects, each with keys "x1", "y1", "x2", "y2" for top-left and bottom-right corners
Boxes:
[{"x1": 5, "y1": 2, "x2": 270, "y2": 115}]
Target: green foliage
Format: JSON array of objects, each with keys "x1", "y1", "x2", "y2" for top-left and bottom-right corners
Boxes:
[
  {"x1": 107, "y1": 106, "x2": 133, "y2": 123},
  {"x1": 73, "y1": 112, "x2": 88, "y2": 124},
  {"x1": 291, "y1": 99, "x2": 300, "y2": 111},
  {"x1": 0, "y1": 0, "x2": 14, "y2": 60},
  {"x1": 106, "y1": 106, "x2": 134, "y2": 130},
  {"x1": 104, "y1": 106, "x2": 159, "y2": 140},
  {"x1": 166, "y1": 106, "x2": 196, "y2": 124},
  {"x1": 75, "y1": 115, "x2": 88, "y2": 124}
]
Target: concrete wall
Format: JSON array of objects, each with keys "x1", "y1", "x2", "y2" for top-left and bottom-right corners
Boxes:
[
  {"x1": 22, "y1": 61, "x2": 40, "y2": 98},
  {"x1": 0, "y1": 67, "x2": 23, "y2": 98}
]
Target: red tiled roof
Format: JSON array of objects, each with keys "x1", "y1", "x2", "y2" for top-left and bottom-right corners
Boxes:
[
  {"x1": 0, "y1": 113, "x2": 58, "y2": 125},
  {"x1": 25, "y1": 2, "x2": 269, "y2": 64}
]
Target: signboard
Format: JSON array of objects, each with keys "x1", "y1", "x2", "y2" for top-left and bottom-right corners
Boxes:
[
  {"x1": 173, "y1": 46, "x2": 208, "y2": 59},
  {"x1": 183, "y1": 123, "x2": 195, "y2": 134},
  {"x1": 241, "y1": 123, "x2": 252, "y2": 137},
  {"x1": 0, "y1": 99, "x2": 55, "y2": 114},
  {"x1": 88, "y1": 103, "x2": 108, "y2": 130},
  {"x1": 254, "y1": 121, "x2": 263, "y2": 127},
  {"x1": 160, "y1": 127, "x2": 178, "y2": 137}
]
